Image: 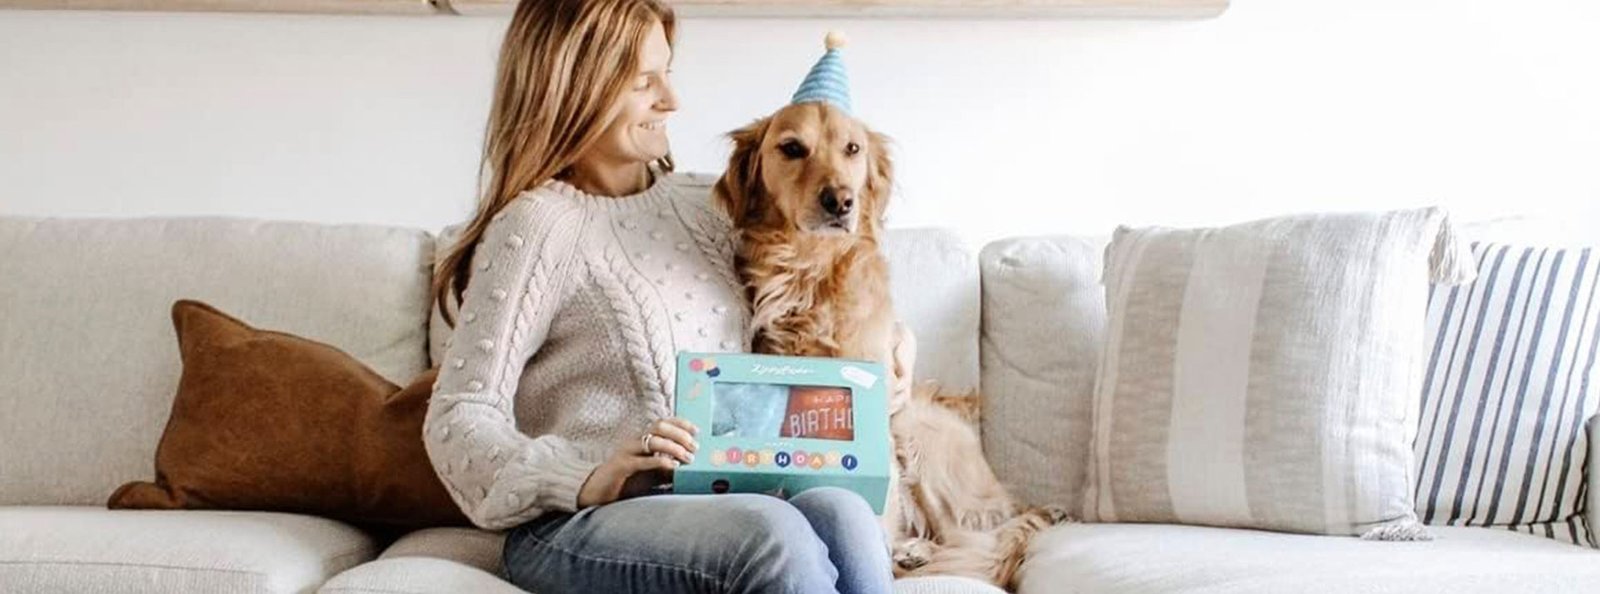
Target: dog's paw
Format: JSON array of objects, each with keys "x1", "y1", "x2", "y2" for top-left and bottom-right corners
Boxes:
[
  {"x1": 1038, "y1": 504, "x2": 1075, "y2": 525},
  {"x1": 892, "y1": 538, "x2": 934, "y2": 571}
]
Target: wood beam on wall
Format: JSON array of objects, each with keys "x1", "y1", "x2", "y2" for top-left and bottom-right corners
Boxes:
[{"x1": 1, "y1": 0, "x2": 1227, "y2": 18}]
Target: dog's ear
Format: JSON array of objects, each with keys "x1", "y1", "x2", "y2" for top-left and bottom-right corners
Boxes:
[
  {"x1": 714, "y1": 117, "x2": 770, "y2": 224},
  {"x1": 864, "y1": 129, "x2": 895, "y2": 228}
]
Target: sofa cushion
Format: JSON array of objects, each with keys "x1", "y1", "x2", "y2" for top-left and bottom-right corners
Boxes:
[
  {"x1": 318, "y1": 559, "x2": 1005, "y2": 594},
  {"x1": 0, "y1": 506, "x2": 375, "y2": 594},
  {"x1": 978, "y1": 235, "x2": 1107, "y2": 511},
  {"x1": 1084, "y1": 209, "x2": 1469, "y2": 537},
  {"x1": 894, "y1": 576, "x2": 1008, "y2": 594},
  {"x1": 319, "y1": 526, "x2": 512, "y2": 594},
  {"x1": 1414, "y1": 242, "x2": 1599, "y2": 546},
  {"x1": 318, "y1": 558, "x2": 522, "y2": 594},
  {"x1": 379, "y1": 527, "x2": 505, "y2": 572},
  {"x1": 0, "y1": 217, "x2": 434, "y2": 506},
  {"x1": 1020, "y1": 523, "x2": 1600, "y2": 594},
  {"x1": 330, "y1": 527, "x2": 1005, "y2": 594}
]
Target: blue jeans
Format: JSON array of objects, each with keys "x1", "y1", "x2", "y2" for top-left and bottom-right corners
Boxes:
[{"x1": 502, "y1": 487, "x2": 894, "y2": 594}]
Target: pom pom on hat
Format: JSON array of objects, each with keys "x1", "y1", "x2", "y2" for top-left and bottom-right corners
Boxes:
[
  {"x1": 791, "y1": 31, "x2": 852, "y2": 114},
  {"x1": 825, "y1": 31, "x2": 847, "y2": 50}
]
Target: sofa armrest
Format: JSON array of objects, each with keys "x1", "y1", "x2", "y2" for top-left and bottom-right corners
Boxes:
[{"x1": 1590, "y1": 414, "x2": 1598, "y2": 547}]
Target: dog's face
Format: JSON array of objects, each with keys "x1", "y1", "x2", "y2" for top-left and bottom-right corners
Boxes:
[{"x1": 715, "y1": 102, "x2": 893, "y2": 236}]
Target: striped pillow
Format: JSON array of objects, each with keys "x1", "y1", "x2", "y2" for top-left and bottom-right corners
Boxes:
[
  {"x1": 1085, "y1": 208, "x2": 1474, "y2": 538},
  {"x1": 1414, "y1": 243, "x2": 1599, "y2": 546}
]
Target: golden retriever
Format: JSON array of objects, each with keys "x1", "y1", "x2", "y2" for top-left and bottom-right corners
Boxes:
[{"x1": 712, "y1": 101, "x2": 1067, "y2": 591}]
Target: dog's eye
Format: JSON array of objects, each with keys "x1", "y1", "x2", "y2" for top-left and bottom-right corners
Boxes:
[
  {"x1": 845, "y1": 142, "x2": 861, "y2": 156},
  {"x1": 778, "y1": 140, "x2": 809, "y2": 160}
]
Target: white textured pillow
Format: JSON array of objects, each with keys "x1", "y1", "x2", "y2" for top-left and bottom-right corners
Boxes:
[
  {"x1": 1084, "y1": 208, "x2": 1474, "y2": 539},
  {"x1": 979, "y1": 235, "x2": 1108, "y2": 512}
]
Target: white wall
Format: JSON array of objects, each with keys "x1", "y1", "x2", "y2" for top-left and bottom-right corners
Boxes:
[{"x1": 2, "y1": 0, "x2": 1598, "y2": 247}]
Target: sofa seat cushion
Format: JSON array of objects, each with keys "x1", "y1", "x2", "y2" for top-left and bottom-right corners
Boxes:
[
  {"x1": 0, "y1": 506, "x2": 376, "y2": 594},
  {"x1": 320, "y1": 526, "x2": 514, "y2": 593},
  {"x1": 1021, "y1": 523, "x2": 1600, "y2": 594},
  {"x1": 323, "y1": 526, "x2": 1006, "y2": 594},
  {"x1": 378, "y1": 527, "x2": 506, "y2": 572},
  {"x1": 319, "y1": 559, "x2": 1005, "y2": 594},
  {"x1": 317, "y1": 558, "x2": 522, "y2": 594},
  {"x1": 893, "y1": 576, "x2": 1008, "y2": 594}
]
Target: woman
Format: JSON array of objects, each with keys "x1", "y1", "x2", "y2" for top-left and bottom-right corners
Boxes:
[{"x1": 424, "y1": 1, "x2": 895, "y2": 592}]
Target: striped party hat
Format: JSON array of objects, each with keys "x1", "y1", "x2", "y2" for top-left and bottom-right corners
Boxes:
[{"x1": 791, "y1": 31, "x2": 852, "y2": 115}]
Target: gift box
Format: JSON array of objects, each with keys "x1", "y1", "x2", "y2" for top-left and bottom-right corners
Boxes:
[{"x1": 672, "y1": 352, "x2": 892, "y2": 513}]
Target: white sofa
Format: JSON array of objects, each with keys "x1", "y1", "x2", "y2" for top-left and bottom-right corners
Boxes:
[{"x1": 1, "y1": 192, "x2": 1595, "y2": 593}]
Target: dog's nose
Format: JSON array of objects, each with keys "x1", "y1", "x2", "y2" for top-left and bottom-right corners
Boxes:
[{"x1": 820, "y1": 187, "x2": 855, "y2": 217}]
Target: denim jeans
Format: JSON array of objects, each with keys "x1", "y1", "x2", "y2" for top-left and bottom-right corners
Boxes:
[{"x1": 502, "y1": 486, "x2": 894, "y2": 594}]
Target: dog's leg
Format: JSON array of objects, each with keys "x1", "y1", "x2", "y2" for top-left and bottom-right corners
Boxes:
[
  {"x1": 894, "y1": 529, "x2": 999, "y2": 585},
  {"x1": 895, "y1": 507, "x2": 1072, "y2": 593},
  {"x1": 990, "y1": 505, "x2": 1075, "y2": 591},
  {"x1": 931, "y1": 391, "x2": 982, "y2": 424},
  {"x1": 891, "y1": 536, "x2": 937, "y2": 573}
]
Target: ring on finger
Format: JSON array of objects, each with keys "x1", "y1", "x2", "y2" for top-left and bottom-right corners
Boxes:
[{"x1": 640, "y1": 432, "x2": 653, "y2": 456}]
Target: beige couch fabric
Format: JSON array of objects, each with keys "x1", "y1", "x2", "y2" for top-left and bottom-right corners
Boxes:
[
  {"x1": 0, "y1": 506, "x2": 374, "y2": 594},
  {"x1": 317, "y1": 558, "x2": 521, "y2": 594},
  {"x1": 0, "y1": 217, "x2": 434, "y2": 506},
  {"x1": 377, "y1": 527, "x2": 505, "y2": 573},
  {"x1": 1085, "y1": 209, "x2": 1467, "y2": 537},
  {"x1": 1020, "y1": 523, "x2": 1600, "y2": 594},
  {"x1": 978, "y1": 235, "x2": 1107, "y2": 511}
]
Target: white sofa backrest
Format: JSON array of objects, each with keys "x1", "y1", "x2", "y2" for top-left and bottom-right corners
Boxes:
[
  {"x1": 979, "y1": 234, "x2": 1109, "y2": 511},
  {"x1": 881, "y1": 228, "x2": 983, "y2": 394},
  {"x1": 0, "y1": 217, "x2": 434, "y2": 506}
]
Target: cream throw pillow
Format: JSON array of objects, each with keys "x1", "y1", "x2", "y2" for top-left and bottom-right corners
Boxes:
[{"x1": 1084, "y1": 208, "x2": 1475, "y2": 539}]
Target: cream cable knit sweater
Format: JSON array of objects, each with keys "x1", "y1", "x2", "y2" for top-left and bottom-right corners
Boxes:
[{"x1": 423, "y1": 173, "x2": 751, "y2": 530}]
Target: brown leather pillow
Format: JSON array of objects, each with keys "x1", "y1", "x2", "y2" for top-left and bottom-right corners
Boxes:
[{"x1": 108, "y1": 299, "x2": 468, "y2": 531}]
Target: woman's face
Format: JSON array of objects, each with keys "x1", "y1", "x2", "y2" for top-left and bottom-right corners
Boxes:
[{"x1": 589, "y1": 20, "x2": 678, "y2": 167}]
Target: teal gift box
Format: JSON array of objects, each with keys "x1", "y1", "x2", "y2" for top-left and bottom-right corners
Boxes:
[{"x1": 672, "y1": 352, "x2": 892, "y2": 514}]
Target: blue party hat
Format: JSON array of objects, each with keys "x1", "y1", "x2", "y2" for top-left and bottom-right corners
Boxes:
[{"x1": 791, "y1": 32, "x2": 852, "y2": 114}]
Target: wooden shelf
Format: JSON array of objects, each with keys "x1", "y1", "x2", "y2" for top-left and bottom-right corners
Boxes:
[
  {"x1": 1, "y1": 0, "x2": 1227, "y2": 18},
  {"x1": 0, "y1": 0, "x2": 438, "y2": 14},
  {"x1": 447, "y1": 0, "x2": 1228, "y2": 18}
]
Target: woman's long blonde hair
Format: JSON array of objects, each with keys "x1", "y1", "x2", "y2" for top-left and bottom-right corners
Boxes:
[{"x1": 433, "y1": 0, "x2": 676, "y2": 327}]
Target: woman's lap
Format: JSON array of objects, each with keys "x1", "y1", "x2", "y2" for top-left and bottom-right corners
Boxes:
[
  {"x1": 786, "y1": 488, "x2": 895, "y2": 594},
  {"x1": 503, "y1": 487, "x2": 891, "y2": 594}
]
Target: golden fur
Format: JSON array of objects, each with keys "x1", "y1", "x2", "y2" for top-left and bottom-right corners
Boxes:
[
  {"x1": 714, "y1": 102, "x2": 898, "y2": 373},
  {"x1": 713, "y1": 101, "x2": 1067, "y2": 591}
]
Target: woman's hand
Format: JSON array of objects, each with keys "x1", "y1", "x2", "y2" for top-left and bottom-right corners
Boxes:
[{"x1": 577, "y1": 417, "x2": 700, "y2": 509}]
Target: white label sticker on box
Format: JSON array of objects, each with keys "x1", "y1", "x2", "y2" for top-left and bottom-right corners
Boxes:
[{"x1": 840, "y1": 365, "x2": 878, "y2": 389}]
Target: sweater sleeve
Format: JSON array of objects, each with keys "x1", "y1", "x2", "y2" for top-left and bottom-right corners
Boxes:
[{"x1": 423, "y1": 191, "x2": 598, "y2": 530}]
